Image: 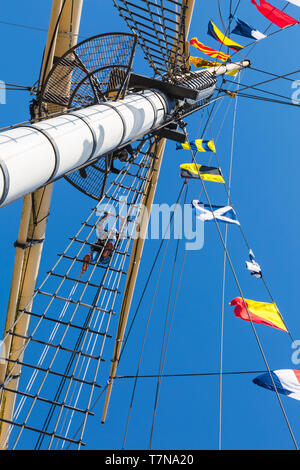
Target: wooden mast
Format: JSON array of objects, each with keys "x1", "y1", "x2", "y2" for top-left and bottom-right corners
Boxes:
[
  {"x1": 0, "y1": 0, "x2": 83, "y2": 449},
  {"x1": 101, "y1": 0, "x2": 196, "y2": 424}
]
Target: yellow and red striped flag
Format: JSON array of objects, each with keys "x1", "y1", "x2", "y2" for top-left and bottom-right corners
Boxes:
[{"x1": 190, "y1": 37, "x2": 230, "y2": 62}]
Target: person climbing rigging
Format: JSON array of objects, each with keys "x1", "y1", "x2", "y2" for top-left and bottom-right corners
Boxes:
[
  {"x1": 115, "y1": 144, "x2": 135, "y2": 162},
  {"x1": 81, "y1": 212, "x2": 131, "y2": 273},
  {"x1": 110, "y1": 144, "x2": 136, "y2": 174},
  {"x1": 78, "y1": 145, "x2": 137, "y2": 179},
  {"x1": 90, "y1": 212, "x2": 118, "y2": 263}
]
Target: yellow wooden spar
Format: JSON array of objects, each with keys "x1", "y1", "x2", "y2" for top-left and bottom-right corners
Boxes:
[
  {"x1": 101, "y1": 0, "x2": 196, "y2": 424},
  {"x1": 0, "y1": 0, "x2": 83, "y2": 449}
]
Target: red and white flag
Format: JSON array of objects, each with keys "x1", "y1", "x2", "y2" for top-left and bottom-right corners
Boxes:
[{"x1": 251, "y1": 0, "x2": 299, "y2": 28}]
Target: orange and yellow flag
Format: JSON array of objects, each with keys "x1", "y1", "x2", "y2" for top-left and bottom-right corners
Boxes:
[
  {"x1": 189, "y1": 56, "x2": 238, "y2": 76},
  {"x1": 230, "y1": 297, "x2": 287, "y2": 332}
]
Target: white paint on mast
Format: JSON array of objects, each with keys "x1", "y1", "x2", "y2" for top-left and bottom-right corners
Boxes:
[{"x1": 0, "y1": 90, "x2": 168, "y2": 207}]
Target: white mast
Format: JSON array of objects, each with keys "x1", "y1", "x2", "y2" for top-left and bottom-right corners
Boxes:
[{"x1": 0, "y1": 61, "x2": 249, "y2": 208}]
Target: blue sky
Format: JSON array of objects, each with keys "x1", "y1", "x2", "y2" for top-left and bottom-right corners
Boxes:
[{"x1": 0, "y1": 0, "x2": 300, "y2": 450}]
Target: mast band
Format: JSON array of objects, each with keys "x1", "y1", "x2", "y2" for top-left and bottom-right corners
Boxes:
[
  {"x1": 20, "y1": 125, "x2": 61, "y2": 183},
  {"x1": 71, "y1": 113, "x2": 97, "y2": 162},
  {"x1": 98, "y1": 102, "x2": 127, "y2": 149},
  {"x1": 137, "y1": 91, "x2": 158, "y2": 130}
]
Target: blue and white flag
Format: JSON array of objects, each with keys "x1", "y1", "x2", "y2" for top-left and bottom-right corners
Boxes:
[
  {"x1": 245, "y1": 249, "x2": 262, "y2": 278},
  {"x1": 230, "y1": 15, "x2": 266, "y2": 41},
  {"x1": 192, "y1": 200, "x2": 240, "y2": 225},
  {"x1": 253, "y1": 369, "x2": 300, "y2": 401}
]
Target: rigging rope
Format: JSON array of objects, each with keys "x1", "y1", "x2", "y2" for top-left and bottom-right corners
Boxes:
[
  {"x1": 0, "y1": 143, "x2": 154, "y2": 449},
  {"x1": 148, "y1": 184, "x2": 188, "y2": 449},
  {"x1": 65, "y1": 179, "x2": 187, "y2": 448},
  {"x1": 121, "y1": 183, "x2": 187, "y2": 449},
  {"x1": 33, "y1": 152, "x2": 153, "y2": 450},
  {"x1": 181, "y1": 125, "x2": 299, "y2": 450},
  {"x1": 217, "y1": 72, "x2": 240, "y2": 450},
  {"x1": 207, "y1": 0, "x2": 242, "y2": 77},
  {"x1": 56, "y1": 153, "x2": 152, "y2": 449},
  {"x1": 199, "y1": 69, "x2": 300, "y2": 357},
  {"x1": 0, "y1": 19, "x2": 86, "y2": 36},
  {"x1": 119, "y1": 183, "x2": 188, "y2": 363},
  {"x1": 118, "y1": 90, "x2": 241, "y2": 448},
  {"x1": 230, "y1": 2, "x2": 292, "y2": 62},
  {"x1": 115, "y1": 370, "x2": 278, "y2": 379},
  {"x1": 229, "y1": 90, "x2": 300, "y2": 108},
  {"x1": 120, "y1": 94, "x2": 236, "y2": 449},
  {"x1": 223, "y1": 78, "x2": 297, "y2": 103},
  {"x1": 249, "y1": 66, "x2": 298, "y2": 83},
  {"x1": 66, "y1": 94, "x2": 238, "y2": 448}
]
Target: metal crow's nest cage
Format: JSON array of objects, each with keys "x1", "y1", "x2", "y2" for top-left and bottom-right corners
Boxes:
[{"x1": 38, "y1": 32, "x2": 137, "y2": 200}]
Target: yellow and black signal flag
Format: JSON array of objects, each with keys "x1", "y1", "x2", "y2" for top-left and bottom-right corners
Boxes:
[
  {"x1": 190, "y1": 37, "x2": 231, "y2": 62},
  {"x1": 180, "y1": 163, "x2": 225, "y2": 183},
  {"x1": 189, "y1": 56, "x2": 239, "y2": 76},
  {"x1": 177, "y1": 139, "x2": 216, "y2": 153}
]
